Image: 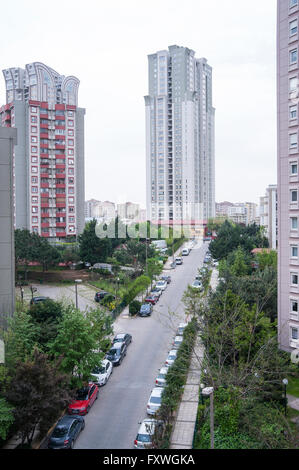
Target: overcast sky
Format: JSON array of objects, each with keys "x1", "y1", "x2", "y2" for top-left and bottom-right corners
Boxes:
[{"x1": 0, "y1": 0, "x2": 277, "y2": 207}]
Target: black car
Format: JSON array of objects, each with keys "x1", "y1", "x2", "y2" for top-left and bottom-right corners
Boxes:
[
  {"x1": 106, "y1": 342, "x2": 127, "y2": 366},
  {"x1": 30, "y1": 296, "x2": 49, "y2": 305},
  {"x1": 48, "y1": 415, "x2": 85, "y2": 449},
  {"x1": 94, "y1": 291, "x2": 110, "y2": 302},
  {"x1": 113, "y1": 333, "x2": 132, "y2": 347},
  {"x1": 139, "y1": 303, "x2": 153, "y2": 317}
]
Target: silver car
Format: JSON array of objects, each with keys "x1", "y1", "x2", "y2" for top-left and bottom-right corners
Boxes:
[
  {"x1": 134, "y1": 419, "x2": 157, "y2": 449},
  {"x1": 165, "y1": 349, "x2": 178, "y2": 367},
  {"x1": 177, "y1": 322, "x2": 187, "y2": 336},
  {"x1": 172, "y1": 335, "x2": 183, "y2": 350},
  {"x1": 147, "y1": 387, "x2": 163, "y2": 415},
  {"x1": 155, "y1": 367, "x2": 169, "y2": 387},
  {"x1": 90, "y1": 359, "x2": 113, "y2": 386}
]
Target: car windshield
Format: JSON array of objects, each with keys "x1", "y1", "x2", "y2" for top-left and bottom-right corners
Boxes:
[
  {"x1": 92, "y1": 366, "x2": 105, "y2": 374},
  {"x1": 137, "y1": 434, "x2": 151, "y2": 443},
  {"x1": 157, "y1": 373, "x2": 165, "y2": 379},
  {"x1": 114, "y1": 337, "x2": 123, "y2": 342},
  {"x1": 76, "y1": 389, "x2": 89, "y2": 400},
  {"x1": 150, "y1": 396, "x2": 161, "y2": 404},
  {"x1": 141, "y1": 306, "x2": 149, "y2": 311},
  {"x1": 108, "y1": 349, "x2": 119, "y2": 357},
  {"x1": 52, "y1": 426, "x2": 68, "y2": 438},
  {"x1": 169, "y1": 354, "x2": 176, "y2": 360}
]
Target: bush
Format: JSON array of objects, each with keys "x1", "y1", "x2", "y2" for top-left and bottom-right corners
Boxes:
[
  {"x1": 122, "y1": 275, "x2": 151, "y2": 306},
  {"x1": 129, "y1": 300, "x2": 141, "y2": 316}
]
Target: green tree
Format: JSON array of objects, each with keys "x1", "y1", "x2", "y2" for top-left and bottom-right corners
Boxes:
[
  {"x1": 49, "y1": 306, "x2": 108, "y2": 387},
  {"x1": 147, "y1": 258, "x2": 163, "y2": 288},
  {"x1": 5, "y1": 350, "x2": 72, "y2": 447},
  {"x1": 0, "y1": 398, "x2": 14, "y2": 441},
  {"x1": 79, "y1": 219, "x2": 113, "y2": 265}
]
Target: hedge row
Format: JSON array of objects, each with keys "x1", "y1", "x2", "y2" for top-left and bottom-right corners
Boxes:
[
  {"x1": 152, "y1": 318, "x2": 198, "y2": 448},
  {"x1": 122, "y1": 274, "x2": 151, "y2": 306}
]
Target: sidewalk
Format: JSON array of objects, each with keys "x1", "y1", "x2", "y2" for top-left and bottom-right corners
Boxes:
[
  {"x1": 170, "y1": 266, "x2": 218, "y2": 449},
  {"x1": 287, "y1": 394, "x2": 299, "y2": 412}
]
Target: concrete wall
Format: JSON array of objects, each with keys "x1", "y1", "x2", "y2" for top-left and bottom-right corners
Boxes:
[{"x1": 0, "y1": 128, "x2": 17, "y2": 323}]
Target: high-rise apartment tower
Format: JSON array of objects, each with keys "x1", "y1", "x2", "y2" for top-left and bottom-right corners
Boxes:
[
  {"x1": 0, "y1": 62, "x2": 85, "y2": 241},
  {"x1": 145, "y1": 45, "x2": 215, "y2": 223}
]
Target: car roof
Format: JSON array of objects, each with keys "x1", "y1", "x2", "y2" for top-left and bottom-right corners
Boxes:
[
  {"x1": 168, "y1": 349, "x2": 177, "y2": 355},
  {"x1": 114, "y1": 333, "x2": 126, "y2": 339},
  {"x1": 110, "y1": 342, "x2": 123, "y2": 349},
  {"x1": 151, "y1": 387, "x2": 163, "y2": 397},
  {"x1": 138, "y1": 419, "x2": 156, "y2": 435},
  {"x1": 174, "y1": 336, "x2": 183, "y2": 341},
  {"x1": 57, "y1": 415, "x2": 79, "y2": 425},
  {"x1": 159, "y1": 367, "x2": 169, "y2": 374}
]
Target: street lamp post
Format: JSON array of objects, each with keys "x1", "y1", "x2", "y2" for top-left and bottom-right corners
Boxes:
[
  {"x1": 282, "y1": 378, "x2": 288, "y2": 417},
  {"x1": 75, "y1": 279, "x2": 82, "y2": 310},
  {"x1": 202, "y1": 386, "x2": 214, "y2": 449}
]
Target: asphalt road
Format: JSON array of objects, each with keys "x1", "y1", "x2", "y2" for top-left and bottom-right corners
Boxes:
[{"x1": 73, "y1": 240, "x2": 209, "y2": 449}]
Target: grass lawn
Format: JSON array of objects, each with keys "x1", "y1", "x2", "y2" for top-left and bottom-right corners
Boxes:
[{"x1": 287, "y1": 376, "x2": 299, "y2": 398}]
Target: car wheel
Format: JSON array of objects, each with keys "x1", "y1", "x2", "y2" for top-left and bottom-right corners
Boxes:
[
  {"x1": 96, "y1": 391, "x2": 99, "y2": 399},
  {"x1": 81, "y1": 420, "x2": 85, "y2": 431},
  {"x1": 86, "y1": 406, "x2": 91, "y2": 414},
  {"x1": 104, "y1": 377, "x2": 108, "y2": 385},
  {"x1": 70, "y1": 440, "x2": 74, "y2": 449}
]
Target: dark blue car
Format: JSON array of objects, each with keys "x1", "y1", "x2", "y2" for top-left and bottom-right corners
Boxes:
[
  {"x1": 139, "y1": 303, "x2": 153, "y2": 317},
  {"x1": 48, "y1": 415, "x2": 85, "y2": 449}
]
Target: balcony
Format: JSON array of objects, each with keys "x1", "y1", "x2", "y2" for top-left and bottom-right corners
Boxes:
[
  {"x1": 55, "y1": 144, "x2": 65, "y2": 150},
  {"x1": 56, "y1": 231, "x2": 66, "y2": 238},
  {"x1": 40, "y1": 173, "x2": 49, "y2": 179},
  {"x1": 41, "y1": 203, "x2": 49, "y2": 208},
  {"x1": 56, "y1": 174, "x2": 66, "y2": 179},
  {"x1": 56, "y1": 212, "x2": 66, "y2": 218},
  {"x1": 40, "y1": 132, "x2": 48, "y2": 139},
  {"x1": 41, "y1": 192, "x2": 49, "y2": 198},
  {"x1": 41, "y1": 232, "x2": 50, "y2": 238},
  {"x1": 41, "y1": 222, "x2": 50, "y2": 229},
  {"x1": 55, "y1": 164, "x2": 65, "y2": 170},
  {"x1": 40, "y1": 113, "x2": 48, "y2": 120},
  {"x1": 56, "y1": 222, "x2": 66, "y2": 228},
  {"x1": 41, "y1": 212, "x2": 49, "y2": 218},
  {"x1": 40, "y1": 123, "x2": 48, "y2": 129}
]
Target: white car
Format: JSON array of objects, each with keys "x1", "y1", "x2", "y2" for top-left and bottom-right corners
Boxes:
[
  {"x1": 182, "y1": 248, "x2": 190, "y2": 256},
  {"x1": 191, "y1": 280, "x2": 203, "y2": 290},
  {"x1": 90, "y1": 359, "x2": 113, "y2": 386},
  {"x1": 165, "y1": 349, "x2": 178, "y2": 367},
  {"x1": 155, "y1": 280, "x2": 168, "y2": 291},
  {"x1": 147, "y1": 387, "x2": 163, "y2": 415},
  {"x1": 177, "y1": 323, "x2": 187, "y2": 336},
  {"x1": 134, "y1": 419, "x2": 162, "y2": 449},
  {"x1": 155, "y1": 367, "x2": 169, "y2": 387},
  {"x1": 172, "y1": 335, "x2": 183, "y2": 349}
]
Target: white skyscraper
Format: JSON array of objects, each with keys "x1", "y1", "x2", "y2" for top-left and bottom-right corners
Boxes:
[{"x1": 145, "y1": 45, "x2": 215, "y2": 224}]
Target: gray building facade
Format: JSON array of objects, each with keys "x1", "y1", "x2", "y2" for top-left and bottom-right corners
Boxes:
[
  {"x1": 145, "y1": 45, "x2": 215, "y2": 223},
  {"x1": 0, "y1": 128, "x2": 17, "y2": 322}
]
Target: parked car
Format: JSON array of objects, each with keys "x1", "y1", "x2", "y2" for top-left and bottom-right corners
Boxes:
[
  {"x1": 151, "y1": 287, "x2": 163, "y2": 298},
  {"x1": 147, "y1": 387, "x2": 163, "y2": 415},
  {"x1": 139, "y1": 303, "x2": 153, "y2": 317},
  {"x1": 90, "y1": 359, "x2": 113, "y2": 386},
  {"x1": 68, "y1": 383, "x2": 99, "y2": 416},
  {"x1": 175, "y1": 257, "x2": 183, "y2": 265},
  {"x1": 161, "y1": 275, "x2": 171, "y2": 284},
  {"x1": 134, "y1": 419, "x2": 162, "y2": 449},
  {"x1": 145, "y1": 294, "x2": 159, "y2": 305},
  {"x1": 182, "y1": 248, "x2": 190, "y2": 256},
  {"x1": 177, "y1": 322, "x2": 187, "y2": 336},
  {"x1": 172, "y1": 335, "x2": 183, "y2": 349},
  {"x1": 94, "y1": 291, "x2": 109, "y2": 302},
  {"x1": 165, "y1": 349, "x2": 178, "y2": 367},
  {"x1": 113, "y1": 333, "x2": 132, "y2": 347},
  {"x1": 191, "y1": 280, "x2": 203, "y2": 290},
  {"x1": 30, "y1": 296, "x2": 49, "y2": 305},
  {"x1": 155, "y1": 367, "x2": 169, "y2": 387},
  {"x1": 48, "y1": 415, "x2": 85, "y2": 449},
  {"x1": 106, "y1": 342, "x2": 127, "y2": 366},
  {"x1": 155, "y1": 280, "x2": 168, "y2": 291}
]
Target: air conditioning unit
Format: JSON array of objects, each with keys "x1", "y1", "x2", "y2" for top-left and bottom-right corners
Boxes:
[{"x1": 290, "y1": 340, "x2": 299, "y2": 349}]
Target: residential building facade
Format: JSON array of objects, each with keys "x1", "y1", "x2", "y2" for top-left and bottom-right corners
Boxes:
[
  {"x1": 145, "y1": 45, "x2": 215, "y2": 223},
  {"x1": 259, "y1": 185, "x2": 278, "y2": 250},
  {"x1": 0, "y1": 128, "x2": 17, "y2": 322},
  {"x1": 277, "y1": 0, "x2": 299, "y2": 352},
  {"x1": 216, "y1": 201, "x2": 257, "y2": 225},
  {"x1": 0, "y1": 62, "x2": 85, "y2": 241}
]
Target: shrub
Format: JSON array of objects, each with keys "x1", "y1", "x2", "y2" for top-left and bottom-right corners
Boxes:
[{"x1": 129, "y1": 300, "x2": 142, "y2": 316}]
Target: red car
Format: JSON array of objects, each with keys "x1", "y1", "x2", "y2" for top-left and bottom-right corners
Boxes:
[
  {"x1": 68, "y1": 383, "x2": 99, "y2": 416},
  {"x1": 145, "y1": 294, "x2": 159, "y2": 305}
]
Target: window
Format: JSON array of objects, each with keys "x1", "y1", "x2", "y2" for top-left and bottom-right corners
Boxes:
[
  {"x1": 31, "y1": 146, "x2": 37, "y2": 153},
  {"x1": 32, "y1": 216, "x2": 38, "y2": 224},
  {"x1": 68, "y1": 149, "x2": 74, "y2": 156},
  {"x1": 31, "y1": 126, "x2": 37, "y2": 133},
  {"x1": 31, "y1": 116, "x2": 37, "y2": 123},
  {"x1": 290, "y1": 19, "x2": 298, "y2": 36},
  {"x1": 32, "y1": 196, "x2": 38, "y2": 203},
  {"x1": 68, "y1": 129, "x2": 74, "y2": 136},
  {"x1": 291, "y1": 190, "x2": 298, "y2": 202},
  {"x1": 69, "y1": 206, "x2": 74, "y2": 213},
  {"x1": 31, "y1": 136, "x2": 38, "y2": 143},
  {"x1": 291, "y1": 300, "x2": 298, "y2": 312},
  {"x1": 291, "y1": 163, "x2": 298, "y2": 174},
  {"x1": 292, "y1": 273, "x2": 298, "y2": 284},
  {"x1": 290, "y1": 49, "x2": 298, "y2": 64},
  {"x1": 290, "y1": 105, "x2": 297, "y2": 119},
  {"x1": 68, "y1": 187, "x2": 74, "y2": 194},
  {"x1": 291, "y1": 327, "x2": 299, "y2": 340},
  {"x1": 31, "y1": 166, "x2": 38, "y2": 173},
  {"x1": 31, "y1": 176, "x2": 38, "y2": 183},
  {"x1": 32, "y1": 206, "x2": 38, "y2": 213},
  {"x1": 31, "y1": 106, "x2": 37, "y2": 113},
  {"x1": 290, "y1": 0, "x2": 298, "y2": 8},
  {"x1": 290, "y1": 77, "x2": 298, "y2": 91},
  {"x1": 291, "y1": 217, "x2": 298, "y2": 229},
  {"x1": 31, "y1": 156, "x2": 38, "y2": 163},
  {"x1": 31, "y1": 186, "x2": 38, "y2": 193},
  {"x1": 68, "y1": 159, "x2": 74, "y2": 165},
  {"x1": 68, "y1": 111, "x2": 74, "y2": 117},
  {"x1": 68, "y1": 168, "x2": 74, "y2": 175},
  {"x1": 290, "y1": 133, "x2": 298, "y2": 148},
  {"x1": 68, "y1": 139, "x2": 74, "y2": 146},
  {"x1": 292, "y1": 246, "x2": 298, "y2": 257},
  {"x1": 68, "y1": 120, "x2": 74, "y2": 127}
]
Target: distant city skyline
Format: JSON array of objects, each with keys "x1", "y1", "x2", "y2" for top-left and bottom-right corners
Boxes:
[{"x1": 0, "y1": 0, "x2": 277, "y2": 207}]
